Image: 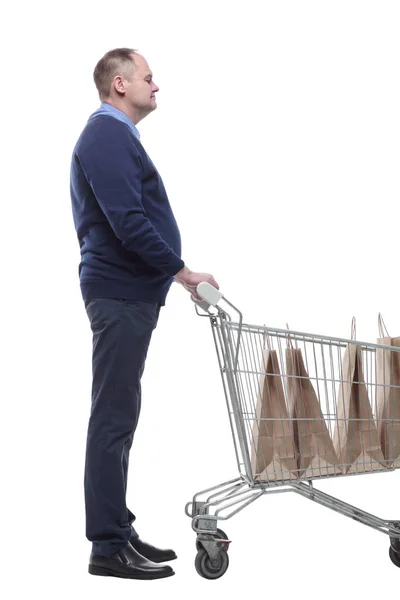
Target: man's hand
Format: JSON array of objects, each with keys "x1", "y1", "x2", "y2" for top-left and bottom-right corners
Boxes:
[{"x1": 174, "y1": 266, "x2": 219, "y2": 301}]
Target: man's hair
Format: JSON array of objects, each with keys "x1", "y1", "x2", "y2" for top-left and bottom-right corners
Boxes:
[{"x1": 93, "y1": 48, "x2": 138, "y2": 101}]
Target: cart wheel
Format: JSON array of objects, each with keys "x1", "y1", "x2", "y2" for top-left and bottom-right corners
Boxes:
[
  {"x1": 215, "y1": 528, "x2": 229, "y2": 541},
  {"x1": 195, "y1": 548, "x2": 229, "y2": 580},
  {"x1": 389, "y1": 546, "x2": 400, "y2": 568},
  {"x1": 196, "y1": 528, "x2": 230, "y2": 551}
]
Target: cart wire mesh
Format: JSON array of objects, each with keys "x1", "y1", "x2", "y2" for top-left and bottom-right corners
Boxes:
[{"x1": 211, "y1": 316, "x2": 400, "y2": 486}]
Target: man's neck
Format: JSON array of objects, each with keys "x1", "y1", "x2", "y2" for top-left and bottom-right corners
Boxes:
[{"x1": 103, "y1": 99, "x2": 142, "y2": 125}]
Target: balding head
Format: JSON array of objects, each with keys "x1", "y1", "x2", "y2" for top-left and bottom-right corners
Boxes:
[
  {"x1": 93, "y1": 48, "x2": 137, "y2": 101},
  {"x1": 93, "y1": 48, "x2": 160, "y2": 125}
]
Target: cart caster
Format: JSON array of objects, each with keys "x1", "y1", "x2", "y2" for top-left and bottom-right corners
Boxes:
[
  {"x1": 195, "y1": 547, "x2": 229, "y2": 580},
  {"x1": 390, "y1": 531, "x2": 400, "y2": 554},
  {"x1": 196, "y1": 528, "x2": 230, "y2": 551},
  {"x1": 389, "y1": 546, "x2": 400, "y2": 568}
]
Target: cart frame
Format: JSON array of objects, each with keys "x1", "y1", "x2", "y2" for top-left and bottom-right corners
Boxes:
[{"x1": 186, "y1": 283, "x2": 400, "y2": 578}]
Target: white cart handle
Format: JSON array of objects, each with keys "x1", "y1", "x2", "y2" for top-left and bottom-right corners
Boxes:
[{"x1": 196, "y1": 282, "x2": 223, "y2": 306}]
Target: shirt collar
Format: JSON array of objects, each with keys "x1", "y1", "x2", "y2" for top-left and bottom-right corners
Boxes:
[{"x1": 89, "y1": 102, "x2": 141, "y2": 141}]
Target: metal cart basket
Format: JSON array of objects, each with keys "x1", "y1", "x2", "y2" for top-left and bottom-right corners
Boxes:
[{"x1": 185, "y1": 283, "x2": 400, "y2": 579}]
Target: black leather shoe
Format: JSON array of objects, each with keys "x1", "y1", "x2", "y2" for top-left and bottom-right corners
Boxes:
[
  {"x1": 130, "y1": 535, "x2": 177, "y2": 563},
  {"x1": 88, "y1": 542, "x2": 175, "y2": 579}
]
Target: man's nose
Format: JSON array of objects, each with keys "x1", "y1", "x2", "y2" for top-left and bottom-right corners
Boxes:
[{"x1": 152, "y1": 82, "x2": 160, "y2": 93}]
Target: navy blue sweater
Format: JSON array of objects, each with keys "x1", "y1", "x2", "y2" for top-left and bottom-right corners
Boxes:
[{"x1": 70, "y1": 115, "x2": 184, "y2": 305}]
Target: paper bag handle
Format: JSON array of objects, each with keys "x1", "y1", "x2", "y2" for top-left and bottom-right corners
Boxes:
[
  {"x1": 378, "y1": 313, "x2": 390, "y2": 338},
  {"x1": 351, "y1": 317, "x2": 356, "y2": 340},
  {"x1": 263, "y1": 330, "x2": 273, "y2": 351},
  {"x1": 286, "y1": 322, "x2": 295, "y2": 349}
]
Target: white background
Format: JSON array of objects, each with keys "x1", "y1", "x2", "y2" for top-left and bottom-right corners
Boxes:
[{"x1": 2, "y1": 0, "x2": 400, "y2": 597}]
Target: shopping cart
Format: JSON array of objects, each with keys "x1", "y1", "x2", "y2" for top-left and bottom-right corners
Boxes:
[{"x1": 185, "y1": 283, "x2": 400, "y2": 579}]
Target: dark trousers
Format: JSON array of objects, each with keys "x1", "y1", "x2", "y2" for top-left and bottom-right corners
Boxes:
[{"x1": 84, "y1": 298, "x2": 161, "y2": 557}]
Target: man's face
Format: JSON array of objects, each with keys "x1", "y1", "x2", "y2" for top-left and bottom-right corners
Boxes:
[{"x1": 124, "y1": 53, "x2": 159, "y2": 119}]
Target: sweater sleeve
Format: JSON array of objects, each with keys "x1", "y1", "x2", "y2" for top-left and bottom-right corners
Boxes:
[{"x1": 77, "y1": 118, "x2": 184, "y2": 277}]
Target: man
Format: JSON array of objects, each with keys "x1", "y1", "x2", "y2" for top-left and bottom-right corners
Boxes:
[{"x1": 70, "y1": 47, "x2": 219, "y2": 580}]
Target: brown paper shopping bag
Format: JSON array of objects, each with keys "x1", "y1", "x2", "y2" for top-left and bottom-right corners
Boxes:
[
  {"x1": 333, "y1": 318, "x2": 386, "y2": 473},
  {"x1": 250, "y1": 335, "x2": 298, "y2": 481},
  {"x1": 376, "y1": 314, "x2": 400, "y2": 467},
  {"x1": 285, "y1": 335, "x2": 340, "y2": 478}
]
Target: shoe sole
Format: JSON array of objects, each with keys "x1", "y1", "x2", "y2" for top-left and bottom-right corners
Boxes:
[
  {"x1": 88, "y1": 564, "x2": 175, "y2": 580},
  {"x1": 150, "y1": 555, "x2": 177, "y2": 563}
]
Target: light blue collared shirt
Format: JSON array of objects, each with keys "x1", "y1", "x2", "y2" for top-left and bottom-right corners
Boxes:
[{"x1": 88, "y1": 102, "x2": 141, "y2": 141}]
